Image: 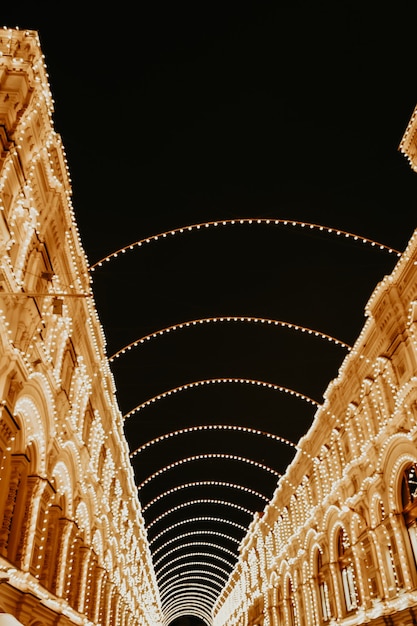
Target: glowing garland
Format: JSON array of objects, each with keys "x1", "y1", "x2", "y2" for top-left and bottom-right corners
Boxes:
[
  {"x1": 162, "y1": 600, "x2": 212, "y2": 626},
  {"x1": 153, "y1": 540, "x2": 238, "y2": 569},
  {"x1": 89, "y1": 218, "x2": 400, "y2": 271},
  {"x1": 149, "y1": 517, "x2": 248, "y2": 546},
  {"x1": 156, "y1": 558, "x2": 230, "y2": 585},
  {"x1": 146, "y1": 499, "x2": 255, "y2": 533},
  {"x1": 152, "y1": 529, "x2": 240, "y2": 558},
  {"x1": 110, "y1": 316, "x2": 351, "y2": 362},
  {"x1": 138, "y1": 453, "x2": 281, "y2": 491},
  {"x1": 125, "y1": 380, "x2": 320, "y2": 421},
  {"x1": 155, "y1": 550, "x2": 235, "y2": 577},
  {"x1": 160, "y1": 577, "x2": 224, "y2": 600},
  {"x1": 161, "y1": 582, "x2": 219, "y2": 604},
  {"x1": 142, "y1": 480, "x2": 269, "y2": 513},
  {"x1": 160, "y1": 571, "x2": 225, "y2": 595}
]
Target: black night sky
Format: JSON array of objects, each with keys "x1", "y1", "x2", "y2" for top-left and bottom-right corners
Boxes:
[{"x1": 3, "y1": 3, "x2": 417, "y2": 624}]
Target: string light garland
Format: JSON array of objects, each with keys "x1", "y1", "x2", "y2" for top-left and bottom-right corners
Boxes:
[
  {"x1": 146, "y1": 499, "x2": 255, "y2": 533},
  {"x1": 155, "y1": 550, "x2": 235, "y2": 578},
  {"x1": 110, "y1": 316, "x2": 351, "y2": 362},
  {"x1": 162, "y1": 600, "x2": 213, "y2": 626},
  {"x1": 156, "y1": 557, "x2": 231, "y2": 585},
  {"x1": 142, "y1": 480, "x2": 269, "y2": 514},
  {"x1": 153, "y1": 540, "x2": 238, "y2": 569},
  {"x1": 125, "y1": 380, "x2": 320, "y2": 422},
  {"x1": 159, "y1": 569, "x2": 226, "y2": 593},
  {"x1": 138, "y1": 453, "x2": 281, "y2": 491},
  {"x1": 161, "y1": 584, "x2": 219, "y2": 607},
  {"x1": 157, "y1": 565, "x2": 230, "y2": 622},
  {"x1": 89, "y1": 218, "x2": 401, "y2": 271},
  {"x1": 160, "y1": 578, "x2": 224, "y2": 604},
  {"x1": 152, "y1": 530, "x2": 240, "y2": 558},
  {"x1": 149, "y1": 517, "x2": 248, "y2": 546}
]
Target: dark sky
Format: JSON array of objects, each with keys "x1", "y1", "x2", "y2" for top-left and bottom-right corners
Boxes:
[{"x1": 3, "y1": 4, "x2": 417, "y2": 624}]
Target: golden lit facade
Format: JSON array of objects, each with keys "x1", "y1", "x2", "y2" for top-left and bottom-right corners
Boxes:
[
  {"x1": 212, "y1": 226, "x2": 417, "y2": 621},
  {"x1": 0, "y1": 29, "x2": 163, "y2": 625},
  {"x1": 1, "y1": 25, "x2": 417, "y2": 626}
]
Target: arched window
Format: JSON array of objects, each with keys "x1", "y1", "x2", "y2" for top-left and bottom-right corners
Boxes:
[
  {"x1": 337, "y1": 529, "x2": 358, "y2": 613},
  {"x1": 317, "y1": 550, "x2": 331, "y2": 622},
  {"x1": 401, "y1": 462, "x2": 417, "y2": 569},
  {"x1": 275, "y1": 583, "x2": 285, "y2": 626},
  {"x1": 285, "y1": 577, "x2": 296, "y2": 626}
]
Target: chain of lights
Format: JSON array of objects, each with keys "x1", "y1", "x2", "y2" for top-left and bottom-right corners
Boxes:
[
  {"x1": 156, "y1": 558, "x2": 230, "y2": 586},
  {"x1": 162, "y1": 600, "x2": 212, "y2": 626},
  {"x1": 110, "y1": 316, "x2": 351, "y2": 362},
  {"x1": 89, "y1": 218, "x2": 400, "y2": 270},
  {"x1": 154, "y1": 540, "x2": 238, "y2": 569},
  {"x1": 146, "y1": 499, "x2": 255, "y2": 533},
  {"x1": 161, "y1": 582, "x2": 220, "y2": 604},
  {"x1": 160, "y1": 574, "x2": 224, "y2": 597},
  {"x1": 155, "y1": 550, "x2": 235, "y2": 578},
  {"x1": 125, "y1": 380, "x2": 320, "y2": 422},
  {"x1": 159, "y1": 572, "x2": 228, "y2": 615},
  {"x1": 142, "y1": 480, "x2": 269, "y2": 513},
  {"x1": 161, "y1": 585, "x2": 224, "y2": 619},
  {"x1": 138, "y1": 453, "x2": 281, "y2": 491},
  {"x1": 149, "y1": 517, "x2": 248, "y2": 546},
  {"x1": 153, "y1": 530, "x2": 240, "y2": 559}
]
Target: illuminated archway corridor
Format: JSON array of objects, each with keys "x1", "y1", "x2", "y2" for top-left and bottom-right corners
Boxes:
[{"x1": 0, "y1": 19, "x2": 417, "y2": 626}]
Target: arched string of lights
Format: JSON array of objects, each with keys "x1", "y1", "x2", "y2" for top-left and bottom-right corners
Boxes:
[
  {"x1": 86, "y1": 221, "x2": 401, "y2": 626},
  {"x1": 156, "y1": 560, "x2": 231, "y2": 584},
  {"x1": 149, "y1": 517, "x2": 248, "y2": 546},
  {"x1": 138, "y1": 453, "x2": 282, "y2": 492},
  {"x1": 162, "y1": 596, "x2": 213, "y2": 626},
  {"x1": 155, "y1": 550, "x2": 236, "y2": 578},
  {"x1": 125, "y1": 380, "x2": 320, "y2": 422},
  {"x1": 109, "y1": 316, "x2": 351, "y2": 362},
  {"x1": 160, "y1": 571, "x2": 226, "y2": 591},
  {"x1": 160, "y1": 581, "x2": 224, "y2": 607},
  {"x1": 162, "y1": 595, "x2": 214, "y2": 626},
  {"x1": 154, "y1": 541, "x2": 238, "y2": 569},
  {"x1": 161, "y1": 581, "x2": 221, "y2": 600},
  {"x1": 152, "y1": 530, "x2": 241, "y2": 558},
  {"x1": 88, "y1": 218, "x2": 400, "y2": 271},
  {"x1": 142, "y1": 480, "x2": 269, "y2": 514},
  {"x1": 146, "y1": 499, "x2": 256, "y2": 533}
]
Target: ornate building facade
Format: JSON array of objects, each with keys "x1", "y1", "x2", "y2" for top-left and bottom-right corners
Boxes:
[
  {"x1": 0, "y1": 29, "x2": 163, "y2": 626},
  {"x1": 212, "y1": 132, "x2": 417, "y2": 624},
  {"x1": 1, "y1": 25, "x2": 417, "y2": 626}
]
